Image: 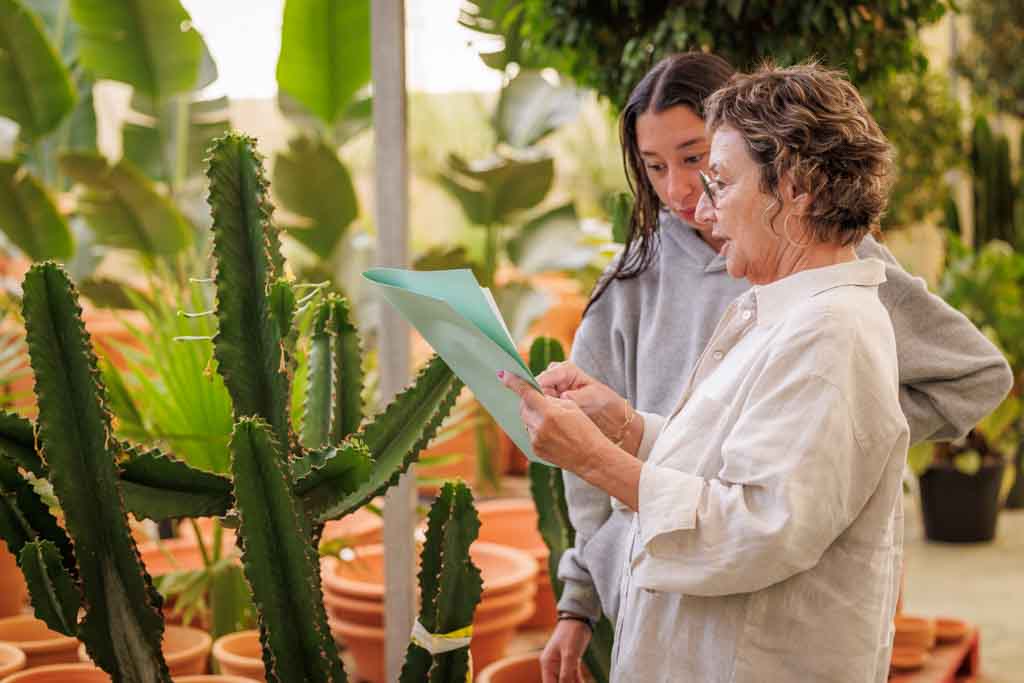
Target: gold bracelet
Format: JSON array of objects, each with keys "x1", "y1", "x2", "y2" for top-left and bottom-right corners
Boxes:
[{"x1": 612, "y1": 397, "x2": 634, "y2": 448}]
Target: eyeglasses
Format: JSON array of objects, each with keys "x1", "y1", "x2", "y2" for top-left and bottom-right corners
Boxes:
[{"x1": 698, "y1": 170, "x2": 717, "y2": 209}]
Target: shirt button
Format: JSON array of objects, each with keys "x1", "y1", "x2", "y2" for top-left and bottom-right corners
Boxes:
[
  {"x1": 712, "y1": 350, "x2": 724, "y2": 361},
  {"x1": 742, "y1": 310, "x2": 753, "y2": 320}
]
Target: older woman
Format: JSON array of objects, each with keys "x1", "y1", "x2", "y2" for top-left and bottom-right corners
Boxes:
[{"x1": 501, "y1": 63, "x2": 924, "y2": 682}]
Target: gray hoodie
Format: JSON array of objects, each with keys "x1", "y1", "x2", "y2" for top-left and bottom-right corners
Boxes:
[{"x1": 557, "y1": 214, "x2": 1013, "y2": 623}]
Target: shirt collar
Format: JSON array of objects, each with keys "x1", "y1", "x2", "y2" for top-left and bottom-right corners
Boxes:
[{"x1": 752, "y1": 258, "x2": 887, "y2": 327}]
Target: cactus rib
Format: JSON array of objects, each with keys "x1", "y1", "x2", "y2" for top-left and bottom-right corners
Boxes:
[
  {"x1": 118, "y1": 445, "x2": 233, "y2": 521},
  {"x1": 22, "y1": 262, "x2": 170, "y2": 683},
  {"x1": 300, "y1": 354, "x2": 462, "y2": 523},
  {"x1": 207, "y1": 133, "x2": 294, "y2": 456},
  {"x1": 229, "y1": 417, "x2": 346, "y2": 683}
]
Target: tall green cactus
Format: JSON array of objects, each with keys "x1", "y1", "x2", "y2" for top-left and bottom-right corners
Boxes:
[
  {"x1": 203, "y1": 132, "x2": 469, "y2": 680},
  {"x1": 970, "y1": 116, "x2": 1021, "y2": 249},
  {"x1": 526, "y1": 337, "x2": 614, "y2": 683},
  {"x1": 0, "y1": 131, "x2": 477, "y2": 682},
  {"x1": 19, "y1": 262, "x2": 171, "y2": 682}
]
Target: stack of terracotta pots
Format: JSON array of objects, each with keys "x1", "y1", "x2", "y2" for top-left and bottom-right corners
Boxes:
[
  {"x1": 475, "y1": 498, "x2": 557, "y2": 629},
  {"x1": 890, "y1": 614, "x2": 969, "y2": 673},
  {"x1": 321, "y1": 541, "x2": 537, "y2": 683}
]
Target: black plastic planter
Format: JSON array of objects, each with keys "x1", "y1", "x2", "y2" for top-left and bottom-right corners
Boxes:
[{"x1": 919, "y1": 460, "x2": 1005, "y2": 543}]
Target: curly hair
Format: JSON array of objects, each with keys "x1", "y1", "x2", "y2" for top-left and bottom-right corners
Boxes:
[{"x1": 704, "y1": 63, "x2": 894, "y2": 245}]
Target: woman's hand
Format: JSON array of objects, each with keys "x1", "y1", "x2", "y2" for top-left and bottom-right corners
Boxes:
[
  {"x1": 540, "y1": 619, "x2": 592, "y2": 683},
  {"x1": 537, "y1": 362, "x2": 631, "y2": 441},
  {"x1": 499, "y1": 371, "x2": 610, "y2": 473},
  {"x1": 502, "y1": 370, "x2": 643, "y2": 510}
]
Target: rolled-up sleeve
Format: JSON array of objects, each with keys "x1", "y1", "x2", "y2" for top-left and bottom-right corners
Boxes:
[
  {"x1": 633, "y1": 357, "x2": 906, "y2": 597},
  {"x1": 635, "y1": 411, "x2": 665, "y2": 461}
]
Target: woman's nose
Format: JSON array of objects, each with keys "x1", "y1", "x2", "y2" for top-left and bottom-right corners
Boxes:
[
  {"x1": 695, "y1": 192, "x2": 715, "y2": 224},
  {"x1": 666, "y1": 170, "x2": 694, "y2": 208}
]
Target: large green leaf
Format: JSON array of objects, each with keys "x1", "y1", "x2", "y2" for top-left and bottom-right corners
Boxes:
[
  {"x1": 506, "y1": 203, "x2": 598, "y2": 274},
  {"x1": 439, "y1": 152, "x2": 554, "y2": 226},
  {"x1": 494, "y1": 70, "x2": 583, "y2": 148},
  {"x1": 229, "y1": 417, "x2": 347, "y2": 683},
  {"x1": 399, "y1": 481, "x2": 482, "y2": 683},
  {"x1": 301, "y1": 355, "x2": 462, "y2": 524},
  {"x1": 278, "y1": 91, "x2": 372, "y2": 145},
  {"x1": 206, "y1": 133, "x2": 293, "y2": 455},
  {"x1": 21, "y1": 261, "x2": 169, "y2": 682},
  {"x1": 0, "y1": 162, "x2": 74, "y2": 261},
  {"x1": 274, "y1": 136, "x2": 358, "y2": 259},
  {"x1": 118, "y1": 445, "x2": 233, "y2": 522},
  {"x1": 69, "y1": 0, "x2": 202, "y2": 100},
  {"x1": 122, "y1": 91, "x2": 231, "y2": 183},
  {"x1": 0, "y1": 0, "x2": 75, "y2": 141},
  {"x1": 276, "y1": 0, "x2": 370, "y2": 126},
  {"x1": 19, "y1": 539, "x2": 81, "y2": 636},
  {"x1": 59, "y1": 152, "x2": 192, "y2": 255}
]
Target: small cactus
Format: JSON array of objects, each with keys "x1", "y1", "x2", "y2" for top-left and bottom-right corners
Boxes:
[{"x1": 526, "y1": 337, "x2": 613, "y2": 683}]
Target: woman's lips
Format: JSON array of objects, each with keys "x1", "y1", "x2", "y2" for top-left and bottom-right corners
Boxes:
[{"x1": 678, "y1": 208, "x2": 697, "y2": 222}]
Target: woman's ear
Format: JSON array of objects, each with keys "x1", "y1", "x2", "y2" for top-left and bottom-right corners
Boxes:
[{"x1": 781, "y1": 173, "x2": 811, "y2": 213}]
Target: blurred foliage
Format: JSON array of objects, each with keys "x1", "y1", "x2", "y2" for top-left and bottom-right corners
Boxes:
[
  {"x1": 500, "y1": 0, "x2": 952, "y2": 109},
  {"x1": 956, "y1": 0, "x2": 1024, "y2": 118},
  {"x1": 865, "y1": 70, "x2": 963, "y2": 230}
]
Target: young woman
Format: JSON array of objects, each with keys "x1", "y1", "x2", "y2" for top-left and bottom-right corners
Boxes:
[{"x1": 529, "y1": 53, "x2": 1011, "y2": 683}]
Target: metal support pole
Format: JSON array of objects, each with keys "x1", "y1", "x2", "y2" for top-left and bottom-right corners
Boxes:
[{"x1": 371, "y1": 0, "x2": 414, "y2": 680}]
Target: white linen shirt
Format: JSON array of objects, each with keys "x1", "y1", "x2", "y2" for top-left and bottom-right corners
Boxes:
[{"x1": 610, "y1": 258, "x2": 909, "y2": 683}]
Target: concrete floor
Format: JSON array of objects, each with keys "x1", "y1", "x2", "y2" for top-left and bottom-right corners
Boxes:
[{"x1": 901, "y1": 493, "x2": 1024, "y2": 683}]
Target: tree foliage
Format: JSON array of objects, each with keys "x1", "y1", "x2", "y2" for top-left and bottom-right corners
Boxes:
[{"x1": 507, "y1": 0, "x2": 951, "y2": 109}]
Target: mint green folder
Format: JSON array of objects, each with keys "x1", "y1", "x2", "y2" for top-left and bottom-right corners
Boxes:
[{"x1": 363, "y1": 268, "x2": 549, "y2": 465}]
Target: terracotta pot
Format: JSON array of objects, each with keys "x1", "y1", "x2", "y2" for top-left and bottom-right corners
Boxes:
[
  {"x1": 139, "y1": 534, "x2": 239, "y2": 628},
  {"x1": 475, "y1": 499, "x2": 555, "y2": 629},
  {"x1": 0, "y1": 663, "x2": 109, "y2": 682},
  {"x1": 329, "y1": 602, "x2": 533, "y2": 683},
  {"x1": 322, "y1": 578, "x2": 535, "y2": 628},
  {"x1": 890, "y1": 646, "x2": 928, "y2": 672},
  {"x1": 477, "y1": 651, "x2": 542, "y2": 683},
  {"x1": 935, "y1": 617, "x2": 968, "y2": 643},
  {"x1": 893, "y1": 615, "x2": 936, "y2": 650},
  {"x1": 0, "y1": 615, "x2": 80, "y2": 669},
  {"x1": 0, "y1": 541, "x2": 28, "y2": 618},
  {"x1": 211, "y1": 631, "x2": 264, "y2": 683},
  {"x1": 322, "y1": 542, "x2": 537, "y2": 602},
  {"x1": 78, "y1": 625, "x2": 211, "y2": 676},
  {"x1": 321, "y1": 508, "x2": 384, "y2": 548},
  {"x1": 0, "y1": 644, "x2": 25, "y2": 679},
  {"x1": 174, "y1": 677, "x2": 259, "y2": 683}
]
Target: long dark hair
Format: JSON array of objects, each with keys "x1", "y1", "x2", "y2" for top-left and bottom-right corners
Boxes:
[{"x1": 584, "y1": 52, "x2": 735, "y2": 316}]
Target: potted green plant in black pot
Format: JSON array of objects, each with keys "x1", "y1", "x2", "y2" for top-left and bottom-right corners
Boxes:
[{"x1": 913, "y1": 236, "x2": 1024, "y2": 541}]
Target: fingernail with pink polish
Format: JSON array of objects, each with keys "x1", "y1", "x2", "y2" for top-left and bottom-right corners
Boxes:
[{"x1": 496, "y1": 370, "x2": 505, "y2": 379}]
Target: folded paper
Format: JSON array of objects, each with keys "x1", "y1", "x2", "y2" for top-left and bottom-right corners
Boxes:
[{"x1": 363, "y1": 267, "x2": 548, "y2": 465}]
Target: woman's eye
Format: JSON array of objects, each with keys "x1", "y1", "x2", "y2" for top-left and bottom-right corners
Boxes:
[
  {"x1": 684, "y1": 154, "x2": 705, "y2": 165},
  {"x1": 645, "y1": 164, "x2": 665, "y2": 173}
]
